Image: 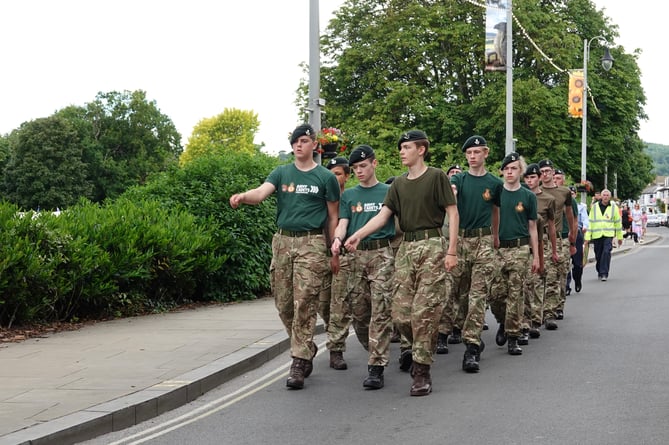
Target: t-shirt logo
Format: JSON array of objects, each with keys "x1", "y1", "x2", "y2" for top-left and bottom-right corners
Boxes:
[
  {"x1": 482, "y1": 188, "x2": 492, "y2": 201},
  {"x1": 355, "y1": 202, "x2": 363, "y2": 213},
  {"x1": 515, "y1": 202, "x2": 525, "y2": 212},
  {"x1": 288, "y1": 182, "x2": 295, "y2": 192}
]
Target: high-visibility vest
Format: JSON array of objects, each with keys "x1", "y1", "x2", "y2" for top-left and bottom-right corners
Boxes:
[{"x1": 585, "y1": 202, "x2": 623, "y2": 241}]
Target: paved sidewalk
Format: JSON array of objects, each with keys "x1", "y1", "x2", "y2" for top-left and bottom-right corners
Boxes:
[
  {"x1": 0, "y1": 298, "x2": 298, "y2": 445},
  {"x1": 0, "y1": 232, "x2": 660, "y2": 445}
]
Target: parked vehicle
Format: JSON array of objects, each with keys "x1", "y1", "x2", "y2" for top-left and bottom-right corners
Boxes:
[
  {"x1": 657, "y1": 213, "x2": 668, "y2": 227},
  {"x1": 646, "y1": 213, "x2": 662, "y2": 227}
]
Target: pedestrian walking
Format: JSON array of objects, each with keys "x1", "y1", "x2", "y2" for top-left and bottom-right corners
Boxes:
[
  {"x1": 584, "y1": 189, "x2": 623, "y2": 281},
  {"x1": 566, "y1": 186, "x2": 589, "y2": 293},
  {"x1": 489, "y1": 153, "x2": 539, "y2": 356},
  {"x1": 344, "y1": 130, "x2": 459, "y2": 396},
  {"x1": 229, "y1": 123, "x2": 340, "y2": 390},
  {"x1": 438, "y1": 135, "x2": 502, "y2": 374},
  {"x1": 330, "y1": 145, "x2": 395, "y2": 389}
]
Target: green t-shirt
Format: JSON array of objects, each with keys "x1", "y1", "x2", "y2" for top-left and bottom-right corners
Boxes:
[
  {"x1": 340, "y1": 182, "x2": 395, "y2": 240},
  {"x1": 561, "y1": 197, "x2": 579, "y2": 237},
  {"x1": 499, "y1": 186, "x2": 537, "y2": 240},
  {"x1": 541, "y1": 185, "x2": 572, "y2": 233},
  {"x1": 266, "y1": 163, "x2": 340, "y2": 231},
  {"x1": 450, "y1": 171, "x2": 503, "y2": 229},
  {"x1": 384, "y1": 167, "x2": 456, "y2": 232}
]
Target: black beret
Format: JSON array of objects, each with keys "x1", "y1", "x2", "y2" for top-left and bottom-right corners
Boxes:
[
  {"x1": 525, "y1": 163, "x2": 540, "y2": 177},
  {"x1": 568, "y1": 185, "x2": 577, "y2": 192},
  {"x1": 538, "y1": 159, "x2": 553, "y2": 169},
  {"x1": 554, "y1": 169, "x2": 565, "y2": 175},
  {"x1": 446, "y1": 164, "x2": 462, "y2": 175},
  {"x1": 397, "y1": 130, "x2": 429, "y2": 150},
  {"x1": 462, "y1": 135, "x2": 487, "y2": 152},
  {"x1": 289, "y1": 124, "x2": 315, "y2": 145},
  {"x1": 501, "y1": 152, "x2": 520, "y2": 170},
  {"x1": 326, "y1": 157, "x2": 349, "y2": 170},
  {"x1": 348, "y1": 145, "x2": 375, "y2": 165}
]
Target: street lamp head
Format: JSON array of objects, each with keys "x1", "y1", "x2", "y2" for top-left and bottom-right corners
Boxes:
[{"x1": 601, "y1": 46, "x2": 614, "y2": 71}]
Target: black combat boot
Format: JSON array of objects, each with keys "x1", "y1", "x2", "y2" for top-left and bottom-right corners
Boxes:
[
  {"x1": 495, "y1": 323, "x2": 507, "y2": 346},
  {"x1": 518, "y1": 328, "x2": 530, "y2": 345},
  {"x1": 448, "y1": 327, "x2": 462, "y2": 344},
  {"x1": 399, "y1": 348, "x2": 413, "y2": 372},
  {"x1": 363, "y1": 365, "x2": 385, "y2": 389},
  {"x1": 286, "y1": 358, "x2": 307, "y2": 389},
  {"x1": 436, "y1": 332, "x2": 449, "y2": 354},
  {"x1": 462, "y1": 343, "x2": 480, "y2": 373},
  {"x1": 507, "y1": 336, "x2": 523, "y2": 355}
]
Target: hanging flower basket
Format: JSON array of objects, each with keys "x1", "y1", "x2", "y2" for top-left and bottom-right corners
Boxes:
[
  {"x1": 317, "y1": 127, "x2": 350, "y2": 159},
  {"x1": 576, "y1": 180, "x2": 593, "y2": 193}
]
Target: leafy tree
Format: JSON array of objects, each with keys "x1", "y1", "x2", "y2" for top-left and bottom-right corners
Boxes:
[
  {"x1": 315, "y1": 0, "x2": 651, "y2": 197},
  {"x1": 2, "y1": 116, "x2": 92, "y2": 209},
  {"x1": 180, "y1": 108, "x2": 260, "y2": 164},
  {"x1": 84, "y1": 90, "x2": 182, "y2": 201}
]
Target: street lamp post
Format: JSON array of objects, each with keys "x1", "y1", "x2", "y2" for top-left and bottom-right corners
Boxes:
[{"x1": 580, "y1": 36, "x2": 614, "y2": 203}]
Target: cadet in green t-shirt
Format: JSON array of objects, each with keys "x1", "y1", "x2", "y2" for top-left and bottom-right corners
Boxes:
[
  {"x1": 330, "y1": 145, "x2": 395, "y2": 390},
  {"x1": 489, "y1": 153, "x2": 539, "y2": 357},
  {"x1": 229, "y1": 124, "x2": 340, "y2": 390}
]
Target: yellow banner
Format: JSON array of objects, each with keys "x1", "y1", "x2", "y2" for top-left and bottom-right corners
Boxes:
[{"x1": 568, "y1": 69, "x2": 584, "y2": 118}]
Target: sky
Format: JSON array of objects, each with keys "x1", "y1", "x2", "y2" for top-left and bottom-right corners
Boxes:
[{"x1": 0, "y1": 1, "x2": 664, "y2": 155}]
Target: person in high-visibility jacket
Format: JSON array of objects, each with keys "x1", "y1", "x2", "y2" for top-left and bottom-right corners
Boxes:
[{"x1": 584, "y1": 189, "x2": 623, "y2": 281}]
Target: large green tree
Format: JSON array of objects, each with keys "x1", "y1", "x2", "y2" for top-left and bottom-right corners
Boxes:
[
  {"x1": 317, "y1": 0, "x2": 652, "y2": 199},
  {"x1": 84, "y1": 90, "x2": 183, "y2": 201},
  {"x1": 2, "y1": 116, "x2": 92, "y2": 209}
]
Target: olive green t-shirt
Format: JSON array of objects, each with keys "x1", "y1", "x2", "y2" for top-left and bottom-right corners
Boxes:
[
  {"x1": 266, "y1": 163, "x2": 340, "y2": 231},
  {"x1": 535, "y1": 190, "x2": 556, "y2": 236},
  {"x1": 384, "y1": 167, "x2": 456, "y2": 232},
  {"x1": 499, "y1": 186, "x2": 537, "y2": 240},
  {"x1": 450, "y1": 171, "x2": 503, "y2": 229},
  {"x1": 340, "y1": 182, "x2": 395, "y2": 240},
  {"x1": 541, "y1": 185, "x2": 572, "y2": 233}
]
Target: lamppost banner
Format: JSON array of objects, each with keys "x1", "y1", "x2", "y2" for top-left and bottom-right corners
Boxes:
[
  {"x1": 485, "y1": 0, "x2": 507, "y2": 72},
  {"x1": 569, "y1": 69, "x2": 585, "y2": 118}
]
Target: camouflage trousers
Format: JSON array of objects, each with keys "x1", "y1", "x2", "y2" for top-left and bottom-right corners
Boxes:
[
  {"x1": 346, "y1": 246, "x2": 395, "y2": 366},
  {"x1": 318, "y1": 268, "x2": 332, "y2": 332},
  {"x1": 393, "y1": 236, "x2": 447, "y2": 365},
  {"x1": 441, "y1": 234, "x2": 497, "y2": 346},
  {"x1": 523, "y1": 269, "x2": 545, "y2": 329},
  {"x1": 557, "y1": 237, "x2": 571, "y2": 310},
  {"x1": 270, "y1": 233, "x2": 329, "y2": 361},
  {"x1": 543, "y1": 235, "x2": 569, "y2": 321},
  {"x1": 326, "y1": 254, "x2": 352, "y2": 352},
  {"x1": 489, "y1": 245, "x2": 531, "y2": 337}
]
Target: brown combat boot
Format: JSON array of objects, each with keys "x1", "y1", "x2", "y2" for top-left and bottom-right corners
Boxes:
[
  {"x1": 409, "y1": 363, "x2": 432, "y2": 396},
  {"x1": 329, "y1": 351, "x2": 348, "y2": 370},
  {"x1": 286, "y1": 358, "x2": 307, "y2": 389}
]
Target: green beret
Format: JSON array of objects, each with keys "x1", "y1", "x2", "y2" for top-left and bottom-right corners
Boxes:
[
  {"x1": 501, "y1": 152, "x2": 520, "y2": 170},
  {"x1": 525, "y1": 163, "x2": 540, "y2": 176},
  {"x1": 349, "y1": 145, "x2": 375, "y2": 165},
  {"x1": 397, "y1": 130, "x2": 429, "y2": 150},
  {"x1": 290, "y1": 124, "x2": 315, "y2": 145},
  {"x1": 462, "y1": 135, "x2": 487, "y2": 151}
]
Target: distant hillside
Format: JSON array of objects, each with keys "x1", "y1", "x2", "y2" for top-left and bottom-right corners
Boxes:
[{"x1": 645, "y1": 142, "x2": 669, "y2": 175}]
